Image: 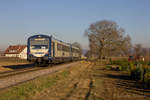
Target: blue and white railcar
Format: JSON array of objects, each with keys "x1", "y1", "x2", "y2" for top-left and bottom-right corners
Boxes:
[{"x1": 27, "y1": 34, "x2": 80, "y2": 64}]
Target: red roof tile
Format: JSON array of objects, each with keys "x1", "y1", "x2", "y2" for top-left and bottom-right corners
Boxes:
[{"x1": 4, "y1": 45, "x2": 26, "y2": 54}]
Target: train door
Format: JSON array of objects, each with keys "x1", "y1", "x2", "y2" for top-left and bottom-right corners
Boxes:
[{"x1": 53, "y1": 42, "x2": 55, "y2": 57}]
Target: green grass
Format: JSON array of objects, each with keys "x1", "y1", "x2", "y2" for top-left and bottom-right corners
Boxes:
[
  {"x1": 104, "y1": 60, "x2": 130, "y2": 71},
  {"x1": 0, "y1": 70, "x2": 70, "y2": 100},
  {"x1": 105, "y1": 65, "x2": 112, "y2": 69}
]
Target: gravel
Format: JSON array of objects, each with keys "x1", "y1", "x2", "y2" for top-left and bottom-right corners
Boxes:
[{"x1": 0, "y1": 62, "x2": 79, "y2": 89}]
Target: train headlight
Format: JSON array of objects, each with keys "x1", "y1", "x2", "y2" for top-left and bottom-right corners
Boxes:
[
  {"x1": 45, "y1": 51, "x2": 49, "y2": 54},
  {"x1": 45, "y1": 52, "x2": 49, "y2": 56}
]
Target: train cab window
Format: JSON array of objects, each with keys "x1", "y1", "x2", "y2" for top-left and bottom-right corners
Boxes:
[
  {"x1": 31, "y1": 45, "x2": 48, "y2": 49},
  {"x1": 41, "y1": 46, "x2": 46, "y2": 49}
]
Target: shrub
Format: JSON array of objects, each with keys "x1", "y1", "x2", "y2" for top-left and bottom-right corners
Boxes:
[
  {"x1": 144, "y1": 72, "x2": 150, "y2": 87},
  {"x1": 129, "y1": 63, "x2": 143, "y2": 80},
  {"x1": 110, "y1": 60, "x2": 129, "y2": 71},
  {"x1": 145, "y1": 65, "x2": 150, "y2": 72},
  {"x1": 109, "y1": 58, "x2": 112, "y2": 65},
  {"x1": 139, "y1": 61, "x2": 149, "y2": 66},
  {"x1": 130, "y1": 69, "x2": 140, "y2": 80},
  {"x1": 109, "y1": 60, "x2": 150, "y2": 87}
]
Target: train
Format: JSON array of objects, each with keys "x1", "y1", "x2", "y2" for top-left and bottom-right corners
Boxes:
[{"x1": 27, "y1": 34, "x2": 80, "y2": 65}]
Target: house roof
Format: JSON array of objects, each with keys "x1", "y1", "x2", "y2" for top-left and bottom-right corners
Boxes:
[{"x1": 4, "y1": 45, "x2": 26, "y2": 54}]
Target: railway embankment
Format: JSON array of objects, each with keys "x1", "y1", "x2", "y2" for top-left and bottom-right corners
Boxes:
[{"x1": 0, "y1": 62, "x2": 79, "y2": 89}]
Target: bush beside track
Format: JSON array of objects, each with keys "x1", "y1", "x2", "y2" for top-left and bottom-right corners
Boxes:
[{"x1": 105, "y1": 59, "x2": 150, "y2": 87}]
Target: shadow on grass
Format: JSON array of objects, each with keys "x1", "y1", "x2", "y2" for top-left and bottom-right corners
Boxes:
[
  {"x1": 3, "y1": 64, "x2": 34, "y2": 69},
  {"x1": 93, "y1": 70, "x2": 150, "y2": 98},
  {"x1": 106, "y1": 74, "x2": 130, "y2": 80}
]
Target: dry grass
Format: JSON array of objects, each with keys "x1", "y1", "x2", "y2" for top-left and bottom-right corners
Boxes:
[
  {"x1": 0, "y1": 68, "x2": 71, "y2": 100},
  {"x1": 0, "y1": 57, "x2": 28, "y2": 72},
  {"x1": 110, "y1": 56, "x2": 128, "y2": 61},
  {"x1": 33, "y1": 61, "x2": 92, "y2": 100}
]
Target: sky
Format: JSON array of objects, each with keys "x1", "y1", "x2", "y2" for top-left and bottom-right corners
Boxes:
[{"x1": 0, "y1": 0, "x2": 150, "y2": 50}]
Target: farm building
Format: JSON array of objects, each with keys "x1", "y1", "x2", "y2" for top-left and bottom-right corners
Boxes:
[{"x1": 4, "y1": 45, "x2": 27, "y2": 59}]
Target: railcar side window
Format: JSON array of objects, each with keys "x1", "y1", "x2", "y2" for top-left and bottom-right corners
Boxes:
[
  {"x1": 62, "y1": 45, "x2": 69, "y2": 52},
  {"x1": 66, "y1": 46, "x2": 70, "y2": 52},
  {"x1": 57, "y1": 43, "x2": 70, "y2": 52},
  {"x1": 57, "y1": 43, "x2": 62, "y2": 51},
  {"x1": 62, "y1": 45, "x2": 65, "y2": 51},
  {"x1": 72, "y1": 48, "x2": 79, "y2": 53}
]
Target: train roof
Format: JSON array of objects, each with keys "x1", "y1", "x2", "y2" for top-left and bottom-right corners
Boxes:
[
  {"x1": 52, "y1": 38, "x2": 79, "y2": 50},
  {"x1": 28, "y1": 34, "x2": 51, "y2": 40},
  {"x1": 28, "y1": 34, "x2": 80, "y2": 50}
]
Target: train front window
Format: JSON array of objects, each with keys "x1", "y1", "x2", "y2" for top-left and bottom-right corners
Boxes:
[
  {"x1": 31, "y1": 45, "x2": 48, "y2": 49},
  {"x1": 30, "y1": 38, "x2": 49, "y2": 50}
]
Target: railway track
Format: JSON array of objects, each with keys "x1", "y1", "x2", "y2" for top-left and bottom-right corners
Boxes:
[
  {"x1": 0, "y1": 63, "x2": 68, "y2": 79},
  {"x1": 0, "y1": 61, "x2": 79, "y2": 89},
  {"x1": 0, "y1": 63, "x2": 70, "y2": 79},
  {"x1": 0, "y1": 65, "x2": 43, "y2": 79}
]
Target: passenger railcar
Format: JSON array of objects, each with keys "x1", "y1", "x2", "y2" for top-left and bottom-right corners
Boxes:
[{"x1": 27, "y1": 34, "x2": 80, "y2": 64}]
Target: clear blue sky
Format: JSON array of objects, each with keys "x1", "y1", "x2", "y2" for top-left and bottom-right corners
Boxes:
[{"x1": 0, "y1": 0, "x2": 150, "y2": 50}]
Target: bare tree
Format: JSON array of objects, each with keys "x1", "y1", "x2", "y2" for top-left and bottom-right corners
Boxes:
[
  {"x1": 134, "y1": 44, "x2": 143, "y2": 57},
  {"x1": 88, "y1": 34, "x2": 99, "y2": 58},
  {"x1": 141, "y1": 48, "x2": 149, "y2": 57},
  {"x1": 85, "y1": 20, "x2": 132, "y2": 59},
  {"x1": 134, "y1": 44, "x2": 150, "y2": 58}
]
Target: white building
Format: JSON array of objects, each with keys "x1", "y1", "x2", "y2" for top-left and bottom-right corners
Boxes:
[{"x1": 4, "y1": 45, "x2": 27, "y2": 59}]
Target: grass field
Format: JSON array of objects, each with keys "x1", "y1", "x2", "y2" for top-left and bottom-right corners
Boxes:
[{"x1": 0, "y1": 60, "x2": 150, "y2": 100}]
